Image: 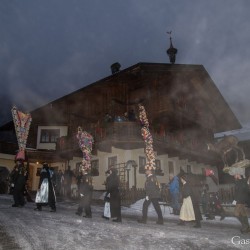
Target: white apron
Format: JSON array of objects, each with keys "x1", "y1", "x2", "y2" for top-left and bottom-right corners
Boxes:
[
  {"x1": 179, "y1": 196, "x2": 195, "y2": 221},
  {"x1": 104, "y1": 202, "x2": 111, "y2": 218},
  {"x1": 35, "y1": 178, "x2": 49, "y2": 203}
]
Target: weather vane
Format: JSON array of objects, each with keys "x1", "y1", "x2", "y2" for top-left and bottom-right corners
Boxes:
[{"x1": 166, "y1": 31, "x2": 172, "y2": 37}]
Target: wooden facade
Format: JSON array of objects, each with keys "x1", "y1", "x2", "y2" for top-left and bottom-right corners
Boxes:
[
  {"x1": 27, "y1": 63, "x2": 240, "y2": 158},
  {"x1": 0, "y1": 63, "x2": 241, "y2": 190}
]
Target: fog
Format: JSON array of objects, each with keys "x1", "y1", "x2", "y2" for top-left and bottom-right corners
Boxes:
[{"x1": 1, "y1": 0, "x2": 250, "y2": 129}]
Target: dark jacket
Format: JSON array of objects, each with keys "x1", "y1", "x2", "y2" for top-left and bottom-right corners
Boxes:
[
  {"x1": 181, "y1": 182, "x2": 203, "y2": 221},
  {"x1": 106, "y1": 171, "x2": 121, "y2": 219},
  {"x1": 78, "y1": 175, "x2": 93, "y2": 197},
  {"x1": 145, "y1": 174, "x2": 161, "y2": 199},
  {"x1": 234, "y1": 178, "x2": 249, "y2": 204}
]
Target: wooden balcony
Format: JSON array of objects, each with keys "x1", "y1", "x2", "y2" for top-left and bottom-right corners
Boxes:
[
  {"x1": 97, "y1": 121, "x2": 144, "y2": 152},
  {"x1": 54, "y1": 121, "x2": 221, "y2": 165}
]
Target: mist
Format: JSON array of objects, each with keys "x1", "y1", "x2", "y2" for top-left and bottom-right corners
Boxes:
[{"x1": 1, "y1": 0, "x2": 250, "y2": 129}]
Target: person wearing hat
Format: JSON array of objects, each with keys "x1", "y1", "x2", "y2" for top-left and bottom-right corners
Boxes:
[
  {"x1": 106, "y1": 168, "x2": 122, "y2": 222},
  {"x1": 102, "y1": 169, "x2": 112, "y2": 219},
  {"x1": 34, "y1": 163, "x2": 56, "y2": 212},
  {"x1": 138, "y1": 169, "x2": 164, "y2": 225},
  {"x1": 204, "y1": 169, "x2": 226, "y2": 221},
  {"x1": 11, "y1": 159, "x2": 27, "y2": 207},
  {"x1": 75, "y1": 170, "x2": 93, "y2": 218},
  {"x1": 178, "y1": 174, "x2": 202, "y2": 228}
]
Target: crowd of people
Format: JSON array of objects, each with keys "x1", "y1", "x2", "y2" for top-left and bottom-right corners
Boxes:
[{"x1": 8, "y1": 159, "x2": 250, "y2": 234}]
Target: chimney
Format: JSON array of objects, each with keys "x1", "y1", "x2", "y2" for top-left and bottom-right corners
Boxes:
[{"x1": 110, "y1": 62, "x2": 121, "y2": 74}]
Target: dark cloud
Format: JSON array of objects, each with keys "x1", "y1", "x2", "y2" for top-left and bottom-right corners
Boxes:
[{"x1": 1, "y1": 0, "x2": 250, "y2": 129}]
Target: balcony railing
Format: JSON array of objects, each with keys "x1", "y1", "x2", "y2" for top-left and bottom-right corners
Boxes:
[{"x1": 55, "y1": 121, "x2": 216, "y2": 164}]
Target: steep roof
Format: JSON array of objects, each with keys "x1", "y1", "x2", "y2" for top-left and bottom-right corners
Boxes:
[{"x1": 1, "y1": 62, "x2": 241, "y2": 133}]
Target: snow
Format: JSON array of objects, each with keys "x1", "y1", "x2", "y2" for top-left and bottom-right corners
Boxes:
[{"x1": 0, "y1": 194, "x2": 250, "y2": 250}]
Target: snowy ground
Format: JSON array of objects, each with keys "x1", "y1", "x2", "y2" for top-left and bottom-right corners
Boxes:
[{"x1": 0, "y1": 194, "x2": 249, "y2": 250}]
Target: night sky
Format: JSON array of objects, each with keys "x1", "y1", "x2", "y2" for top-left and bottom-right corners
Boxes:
[{"x1": 1, "y1": 0, "x2": 250, "y2": 130}]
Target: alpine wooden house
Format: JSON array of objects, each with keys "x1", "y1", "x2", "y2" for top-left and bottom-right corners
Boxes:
[{"x1": 0, "y1": 62, "x2": 241, "y2": 191}]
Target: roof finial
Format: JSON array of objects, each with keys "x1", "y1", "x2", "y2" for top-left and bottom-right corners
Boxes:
[{"x1": 166, "y1": 31, "x2": 178, "y2": 64}]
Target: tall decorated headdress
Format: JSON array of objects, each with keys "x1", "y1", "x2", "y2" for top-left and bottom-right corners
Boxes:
[
  {"x1": 76, "y1": 126, "x2": 94, "y2": 174},
  {"x1": 138, "y1": 104, "x2": 155, "y2": 171},
  {"x1": 11, "y1": 106, "x2": 32, "y2": 161}
]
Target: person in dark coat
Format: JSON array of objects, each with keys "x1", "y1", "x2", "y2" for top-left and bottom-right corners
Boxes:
[
  {"x1": 102, "y1": 169, "x2": 111, "y2": 220},
  {"x1": 247, "y1": 174, "x2": 250, "y2": 208},
  {"x1": 64, "y1": 165, "x2": 74, "y2": 198},
  {"x1": 205, "y1": 169, "x2": 226, "y2": 220},
  {"x1": 34, "y1": 163, "x2": 56, "y2": 212},
  {"x1": 138, "y1": 169, "x2": 164, "y2": 225},
  {"x1": 233, "y1": 173, "x2": 250, "y2": 233},
  {"x1": 11, "y1": 160, "x2": 27, "y2": 207},
  {"x1": 105, "y1": 168, "x2": 122, "y2": 222},
  {"x1": 9, "y1": 165, "x2": 18, "y2": 195},
  {"x1": 178, "y1": 174, "x2": 202, "y2": 228},
  {"x1": 75, "y1": 172, "x2": 93, "y2": 218}
]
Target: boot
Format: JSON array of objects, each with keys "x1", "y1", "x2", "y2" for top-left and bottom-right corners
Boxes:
[
  {"x1": 206, "y1": 214, "x2": 215, "y2": 220},
  {"x1": 175, "y1": 209, "x2": 180, "y2": 215},
  {"x1": 156, "y1": 219, "x2": 164, "y2": 225},
  {"x1": 113, "y1": 217, "x2": 122, "y2": 222},
  {"x1": 193, "y1": 220, "x2": 201, "y2": 228},
  {"x1": 220, "y1": 209, "x2": 226, "y2": 221},
  {"x1": 75, "y1": 207, "x2": 83, "y2": 216},
  {"x1": 83, "y1": 215, "x2": 92, "y2": 218},
  {"x1": 177, "y1": 220, "x2": 185, "y2": 226},
  {"x1": 220, "y1": 212, "x2": 226, "y2": 221},
  {"x1": 240, "y1": 216, "x2": 250, "y2": 234},
  {"x1": 138, "y1": 218, "x2": 147, "y2": 224}
]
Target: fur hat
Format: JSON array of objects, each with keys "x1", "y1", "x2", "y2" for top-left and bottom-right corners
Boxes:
[
  {"x1": 105, "y1": 169, "x2": 111, "y2": 175},
  {"x1": 179, "y1": 174, "x2": 187, "y2": 182},
  {"x1": 228, "y1": 167, "x2": 245, "y2": 177}
]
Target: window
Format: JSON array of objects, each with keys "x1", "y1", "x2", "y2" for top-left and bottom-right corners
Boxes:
[
  {"x1": 139, "y1": 157, "x2": 163, "y2": 175},
  {"x1": 155, "y1": 159, "x2": 164, "y2": 176},
  {"x1": 76, "y1": 162, "x2": 81, "y2": 174},
  {"x1": 168, "y1": 161, "x2": 174, "y2": 175},
  {"x1": 40, "y1": 129, "x2": 60, "y2": 143},
  {"x1": 139, "y1": 156, "x2": 146, "y2": 174},
  {"x1": 108, "y1": 156, "x2": 117, "y2": 168},
  {"x1": 91, "y1": 160, "x2": 99, "y2": 176}
]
